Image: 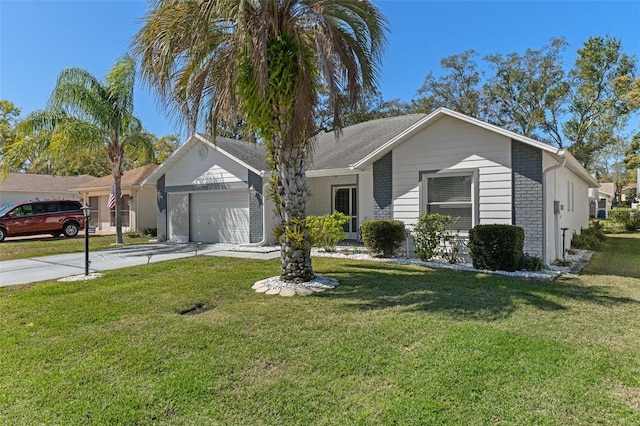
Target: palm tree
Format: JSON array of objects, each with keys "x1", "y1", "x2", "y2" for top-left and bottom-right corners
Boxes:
[
  {"x1": 13, "y1": 55, "x2": 154, "y2": 244},
  {"x1": 133, "y1": 0, "x2": 388, "y2": 282}
]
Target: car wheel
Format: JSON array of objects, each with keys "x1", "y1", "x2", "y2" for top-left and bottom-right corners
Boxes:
[
  {"x1": 63, "y1": 222, "x2": 80, "y2": 238},
  {"x1": 0, "y1": 228, "x2": 5, "y2": 242}
]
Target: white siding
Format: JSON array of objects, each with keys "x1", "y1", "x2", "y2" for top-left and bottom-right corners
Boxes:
[
  {"x1": 543, "y1": 152, "x2": 591, "y2": 262},
  {"x1": 392, "y1": 115, "x2": 512, "y2": 226},
  {"x1": 358, "y1": 169, "x2": 374, "y2": 223},
  {"x1": 166, "y1": 142, "x2": 248, "y2": 187}
]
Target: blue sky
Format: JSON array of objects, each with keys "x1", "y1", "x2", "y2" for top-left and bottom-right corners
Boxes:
[{"x1": 1, "y1": 0, "x2": 639, "y2": 139}]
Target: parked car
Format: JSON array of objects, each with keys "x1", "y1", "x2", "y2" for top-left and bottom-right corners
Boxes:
[{"x1": 0, "y1": 200, "x2": 85, "y2": 242}]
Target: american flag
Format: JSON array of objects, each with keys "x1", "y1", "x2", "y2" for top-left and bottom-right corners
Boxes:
[{"x1": 107, "y1": 184, "x2": 116, "y2": 209}]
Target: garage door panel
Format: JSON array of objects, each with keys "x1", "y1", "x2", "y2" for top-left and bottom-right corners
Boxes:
[{"x1": 190, "y1": 191, "x2": 249, "y2": 244}]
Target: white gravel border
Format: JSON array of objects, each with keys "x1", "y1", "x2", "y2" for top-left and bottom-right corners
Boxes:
[{"x1": 243, "y1": 245, "x2": 592, "y2": 291}]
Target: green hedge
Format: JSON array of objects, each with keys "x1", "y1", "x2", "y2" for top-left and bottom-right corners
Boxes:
[
  {"x1": 609, "y1": 208, "x2": 640, "y2": 231},
  {"x1": 361, "y1": 220, "x2": 406, "y2": 257},
  {"x1": 468, "y1": 224, "x2": 524, "y2": 271}
]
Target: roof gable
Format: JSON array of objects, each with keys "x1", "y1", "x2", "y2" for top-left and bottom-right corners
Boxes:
[{"x1": 142, "y1": 134, "x2": 267, "y2": 186}]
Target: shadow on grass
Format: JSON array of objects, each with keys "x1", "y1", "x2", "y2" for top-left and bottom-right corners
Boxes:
[{"x1": 317, "y1": 261, "x2": 638, "y2": 321}]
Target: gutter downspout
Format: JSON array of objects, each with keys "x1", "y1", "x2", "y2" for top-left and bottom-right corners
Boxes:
[{"x1": 542, "y1": 152, "x2": 566, "y2": 267}]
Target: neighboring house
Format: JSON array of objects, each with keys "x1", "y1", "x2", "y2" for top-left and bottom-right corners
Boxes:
[
  {"x1": 73, "y1": 164, "x2": 158, "y2": 233},
  {"x1": 142, "y1": 108, "x2": 599, "y2": 265},
  {"x1": 590, "y1": 183, "x2": 614, "y2": 218},
  {"x1": 0, "y1": 173, "x2": 96, "y2": 206}
]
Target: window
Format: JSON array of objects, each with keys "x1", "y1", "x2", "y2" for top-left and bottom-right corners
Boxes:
[
  {"x1": 89, "y1": 196, "x2": 99, "y2": 227},
  {"x1": 425, "y1": 174, "x2": 473, "y2": 231},
  {"x1": 333, "y1": 186, "x2": 358, "y2": 235}
]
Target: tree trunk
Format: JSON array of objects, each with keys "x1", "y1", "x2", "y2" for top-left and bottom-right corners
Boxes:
[
  {"x1": 272, "y1": 139, "x2": 314, "y2": 283},
  {"x1": 114, "y1": 173, "x2": 123, "y2": 244},
  {"x1": 110, "y1": 142, "x2": 125, "y2": 245}
]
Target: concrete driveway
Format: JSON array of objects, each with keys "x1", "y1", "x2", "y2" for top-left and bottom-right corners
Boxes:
[{"x1": 0, "y1": 243, "x2": 280, "y2": 287}]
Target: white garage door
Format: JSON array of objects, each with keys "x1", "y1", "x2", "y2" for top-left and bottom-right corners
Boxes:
[{"x1": 190, "y1": 191, "x2": 250, "y2": 244}]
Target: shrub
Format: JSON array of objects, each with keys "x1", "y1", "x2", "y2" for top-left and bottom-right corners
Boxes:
[
  {"x1": 571, "y1": 221, "x2": 606, "y2": 250},
  {"x1": 307, "y1": 211, "x2": 350, "y2": 251},
  {"x1": 609, "y1": 208, "x2": 640, "y2": 231},
  {"x1": 468, "y1": 224, "x2": 524, "y2": 271},
  {"x1": 520, "y1": 254, "x2": 544, "y2": 271},
  {"x1": 361, "y1": 219, "x2": 406, "y2": 257},
  {"x1": 412, "y1": 213, "x2": 462, "y2": 263},
  {"x1": 126, "y1": 230, "x2": 143, "y2": 238},
  {"x1": 142, "y1": 227, "x2": 157, "y2": 237}
]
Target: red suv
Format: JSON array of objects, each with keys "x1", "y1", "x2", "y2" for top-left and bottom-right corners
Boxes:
[{"x1": 0, "y1": 200, "x2": 85, "y2": 242}]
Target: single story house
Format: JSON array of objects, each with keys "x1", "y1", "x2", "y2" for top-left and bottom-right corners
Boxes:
[
  {"x1": 142, "y1": 108, "x2": 599, "y2": 265},
  {"x1": 0, "y1": 172, "x2": 96, "y2": 206},
  {"x1": 73, "y1": 164, "x2": 158, "y2": 233},
  {"x1": 589, "y1": 184, "x2": 613, "y2": 218}
]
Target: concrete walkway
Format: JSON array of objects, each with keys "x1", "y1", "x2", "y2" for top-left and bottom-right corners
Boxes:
[{"x1": 0, "y1": 243, "x2": 280, "y2": 287}]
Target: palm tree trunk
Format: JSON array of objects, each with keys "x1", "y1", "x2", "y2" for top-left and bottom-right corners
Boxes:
[
  {"x1": 114, "y1": 175, "x2": 123, "y2": 244},
  {"x1": 272, "y1": 139, "x2": 314, "y2": 283},
  {"x1": 110, "y1": 144, "x2": 125, "y2": 245}
]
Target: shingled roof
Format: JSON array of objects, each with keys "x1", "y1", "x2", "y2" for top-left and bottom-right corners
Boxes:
[
  {"x1": 188, "y1": 115, "x2": 426, "y2": 175},
  {"x1": 0, "y1": 173, "x2": 96, "y2": 192},
  {"x1": 310, "y1": 114, "x2": 427, "y2": 171},
  {"x1": 73, "y1": 164, "x2": 158, "y2": 191},
  {"x1": 197, "y1": 134, "x2": 268, "y2": 171}
]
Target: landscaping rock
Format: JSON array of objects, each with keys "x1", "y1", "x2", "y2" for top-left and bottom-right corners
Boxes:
[{"x1": 279, "y1": 288, "x2": 296, "y2": 297}]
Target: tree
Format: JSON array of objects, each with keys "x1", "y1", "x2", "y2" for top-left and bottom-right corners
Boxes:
[
  {"x1": 125, "y1": 133, "x2": 180, "y2": 168},
  {"x1": 12, "y1": 55, "x2": 154, "y2": 244},
  {"x1": 625, "y1": 131, "x2": 640, "y2": 171},
  {"x1": 316, "y1": 88, "x2": 410, "y2": 131},
  {"x1": 134, "y1": 0, "x2": 388, "y2": 282},
  {"x1": 0, "y1": 100, "x2": 21, "y2": 157},
  {"x1": 484, "y1": 38, "x2": 570, "y2": 145},
  {"x1": 414, "y1": 50, "x2": 485, "y2": 118},
  {"x1": 564, "y1": 36, "x2": 638, "y2": 169}
]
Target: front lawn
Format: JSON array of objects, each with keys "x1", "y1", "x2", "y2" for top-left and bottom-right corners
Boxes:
[
  {"x1": 0, "y1": 234, "x2": 151, "y2": 261},
  {"x1": 1, "y1": 244, "x2": 639, "y2": 424}
]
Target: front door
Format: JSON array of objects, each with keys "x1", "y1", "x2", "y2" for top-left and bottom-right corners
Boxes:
[{"x1": 333, "y1": 186, "x2": 358, "y2": 240}]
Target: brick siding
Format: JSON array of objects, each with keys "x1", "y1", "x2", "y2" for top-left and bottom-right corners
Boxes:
[
  {"x1": 511, "y1": 140, "x2": 543, "y2": 258},
  {"x1": 156, "y1": 174, "x2": 167, "y2": 242},
  {"x1": 248, "y1": 171, "x2": 263, "y2": 243},
  {"x1": 373, "y1": 152, "x2": 393, "y2": 220}
]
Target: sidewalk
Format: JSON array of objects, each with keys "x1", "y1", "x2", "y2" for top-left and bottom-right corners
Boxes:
[{"x1": 0, "y1": 243, "x2": 280, "y2": 287}]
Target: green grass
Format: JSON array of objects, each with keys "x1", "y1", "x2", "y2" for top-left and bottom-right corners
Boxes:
[
  {"x1": 1, "y1": 238, "x2": 639, "y2": 424},
  {"x1": 0, "y1": 234, "x2": 151, "y2": 261},
  {"x1": 583, "y1": 233, "x2": 640, "y2": 278}
]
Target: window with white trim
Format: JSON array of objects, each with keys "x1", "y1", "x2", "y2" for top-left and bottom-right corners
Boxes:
[{"x1": 425, "y1": 173, "x2": 473, "y2": 231}]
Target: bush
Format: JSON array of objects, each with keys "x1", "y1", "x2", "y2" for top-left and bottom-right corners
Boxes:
[
  {"x1": 361, "y1": 220, "x2": 406, "y2": 257},
  {"x1": 520, "y1": 254, "x2": 544, "y2": 271},
  {"x1": 412, "y1": 213, "x2": 462, "y2": 263},
  {"x1": 307, "y1": 211, "x2": 350, "y2": 251},
  {"x1": 609, "y1": 208, "x2": 640, "y2": 231},
  {"x1": 571, "y1": 221, "x2": 606, "y2": 250},
  {"x1": 468, "y1": 224, "x2": 524, "y2": 271},
  {"x1": 142, "y1": 227, "x2": 158, "y2": 237}
]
